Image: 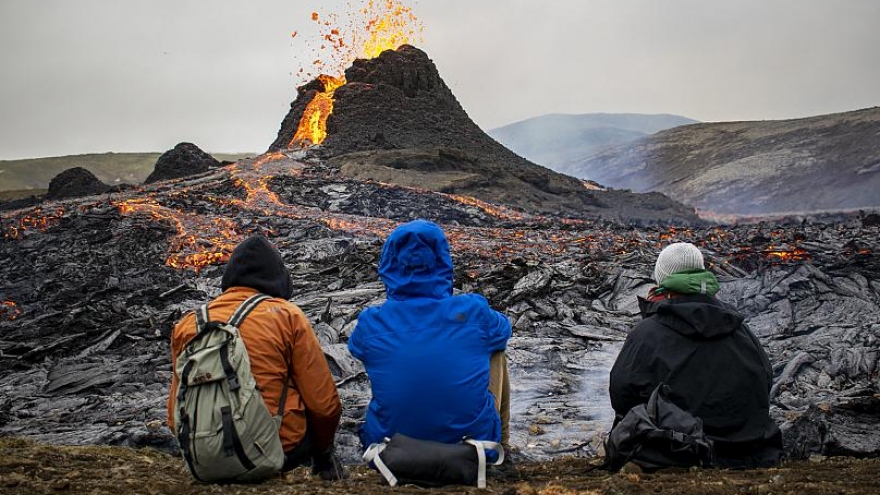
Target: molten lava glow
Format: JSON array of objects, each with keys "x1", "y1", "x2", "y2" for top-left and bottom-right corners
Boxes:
[
  {"x1": 113, "y1": 198, "x2": 240, "y2": 272},
  {"x1": 111, "y1": 155, "x2": 306, "y2": 271},
  {"x1": 1, "y1": 207, "x2": 65, "y2": 241},
  {"x1": 1, "y1": 152, "x2": 827, "y2": 276},
  {"x1": 1, "y1": 300, "x2": 20, "y2": 321},
  {"x1": 322, "y1": 217, "x2": 364, "y2": 231},
  {"x1": 289, "y1": 1, "x2": 424, "y2": 148},
  {"x1": 166, "y1": 218, "x2": 239, "y2": 271},
  {"x1": 443, "y1": 194, "x2": 525, "y2": 221},
  {"x1": 228, "y1": 152, "x2": 305, "y2": 211},
  {"x1": 357, "y1": 0, "x2": 423, "y2": 59},
  {"x1": 290, "y1": 75, "x2": 346, "y2": 148},
  {"x1": 321, "y1": 215, "x2": 395, "y2": 237},
  {"x1": 765, "y1": 247, "x2": 810, "y2": 261}
]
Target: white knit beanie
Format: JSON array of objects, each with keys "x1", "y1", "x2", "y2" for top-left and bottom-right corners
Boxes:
[{"x1": 653, "y1": 242, "x2": 705, "y2": 285}]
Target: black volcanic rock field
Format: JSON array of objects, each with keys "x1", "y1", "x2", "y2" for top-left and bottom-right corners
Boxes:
[{"x1": 1, "y1": 153, "x2": 878, "y2": 467}]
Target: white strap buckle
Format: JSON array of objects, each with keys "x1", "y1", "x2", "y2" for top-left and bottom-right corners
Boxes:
[
  {"x1": 464, "y1": 439, "x2": 505, "y2": 488},
  {"x1": 363, "y1": 437, "x2": 505, "y2": 489},
  {"x1": 363, "y1": 439, "x2": 398, "y2": 487}
]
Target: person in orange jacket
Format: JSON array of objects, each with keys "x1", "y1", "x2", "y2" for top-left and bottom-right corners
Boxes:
[{"x1": 167, "y1": 234, "x2": 347, "y2": 480}]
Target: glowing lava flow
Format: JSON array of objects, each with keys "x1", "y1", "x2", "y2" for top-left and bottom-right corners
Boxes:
[
  {"x1": 110, "y1": 154, "x2": 301, "y2": 271},
  {"x1": 290, "y1": 75, "x2": 346, "y2": 148},
  {"x1": 114, "y1": 198, "x2": 241, "y2": 271},
  {"x1": 111, "y1": 152, "x2": 389, "y2": 272},
  {"x1": 288, "y1": 0, "x2": 424, "y2": 148},
  {"x1": 442, "y1": 194, "x2": 525, "y2": 221},
  {"x1": 231, "y1": 152, "x2": 289, "y2": 205},
  {"x1": 1, "y1": 207, "x2": 66, "y2": 241},
  {"x1": 1, "y1": 155, "x2": 819, "y2": 274},
  {"x1": 764, "y1": 247, "x2": 810, "y2": 262}
]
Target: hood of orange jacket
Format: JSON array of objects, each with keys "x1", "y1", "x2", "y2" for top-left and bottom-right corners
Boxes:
[{"x1": 221, "y1": 234, "x2": 293, "y2": 299}]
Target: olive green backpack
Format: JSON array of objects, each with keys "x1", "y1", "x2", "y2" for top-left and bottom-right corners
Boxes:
[{"x1": 173, "y1": 294, "x2": 288, "y2": 483}]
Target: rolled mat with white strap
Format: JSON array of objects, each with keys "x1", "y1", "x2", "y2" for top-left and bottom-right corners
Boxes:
[{"x1": 363, "y1": 436, "x2": 505, "y2": 488}]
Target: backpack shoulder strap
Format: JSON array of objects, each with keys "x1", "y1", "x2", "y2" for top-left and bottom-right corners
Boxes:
[
  {"x1": 195, "y1": 304, "x2": 210, "y2": 332},
  {"x1": 184, "y1": 304, "x2": 219, "y2": 352},
  {"x1": 227, "y1": 293, "x2": 272, "y2": 328}
]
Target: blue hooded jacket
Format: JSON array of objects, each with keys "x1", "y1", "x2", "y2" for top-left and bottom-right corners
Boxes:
[{"x1": 348, "y1": 220, "x2": 512, "y2": 448}]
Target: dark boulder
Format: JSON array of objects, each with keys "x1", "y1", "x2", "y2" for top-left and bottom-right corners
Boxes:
[
  {"x1": 46, "y1": 167, "x2": 109, "y2": 200},
  {"x1": 144, "y1": 143, "x2": 220, "y2": 184}
]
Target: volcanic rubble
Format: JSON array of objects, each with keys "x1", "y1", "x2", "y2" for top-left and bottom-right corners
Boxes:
[{"x1": 0, "y1": 153, "x2": 878, "y2": 466}]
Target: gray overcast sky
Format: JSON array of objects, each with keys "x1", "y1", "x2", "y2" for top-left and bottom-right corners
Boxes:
[{"x1": 1, "y1": 0, "x2": 878, "y2": 159}]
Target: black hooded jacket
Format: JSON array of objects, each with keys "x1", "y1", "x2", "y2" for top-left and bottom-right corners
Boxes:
[
  {"x1": 221, "y1": 235, "x2": 293, "y2": 300},
  {"x1": 609, "y1": 294, "x2": 782, "y2": 467}
]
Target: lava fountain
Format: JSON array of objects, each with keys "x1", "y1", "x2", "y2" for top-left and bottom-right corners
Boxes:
[{"x1": 288, "y1": 0, "x2": 424, "y2": 148}]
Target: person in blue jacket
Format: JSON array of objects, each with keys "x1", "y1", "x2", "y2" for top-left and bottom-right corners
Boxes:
[{"x1": 348, "y1": 219, "x2": 512, "y2": 453}]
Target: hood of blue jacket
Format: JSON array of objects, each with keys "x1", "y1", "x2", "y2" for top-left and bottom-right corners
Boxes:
[{"x1": 379, "y1": 220, "x2": 453, "y2": 301}]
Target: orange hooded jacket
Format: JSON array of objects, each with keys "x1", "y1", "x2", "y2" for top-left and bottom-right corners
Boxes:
[{"x1": 166, "y1": 236, "x2": 341, "y2": 454}]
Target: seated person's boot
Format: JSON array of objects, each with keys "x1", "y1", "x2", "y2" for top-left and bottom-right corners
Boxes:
[{"x1": 312, "y1": 449, "x2": 350, "y2": 481}]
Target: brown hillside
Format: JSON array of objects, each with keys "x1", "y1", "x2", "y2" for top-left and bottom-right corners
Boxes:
[{"x1": 569, "y1": 107, "x2": 880, "y2": 216}]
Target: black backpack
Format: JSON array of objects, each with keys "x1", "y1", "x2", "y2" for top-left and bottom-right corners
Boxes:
[{"x1": 604, "y1": 383, "x2": 714, "y2": 471}]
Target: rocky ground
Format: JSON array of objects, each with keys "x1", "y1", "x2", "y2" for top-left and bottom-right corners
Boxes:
[{"x1": 2, "y1": 437, "x2": 879, "y2": 495}]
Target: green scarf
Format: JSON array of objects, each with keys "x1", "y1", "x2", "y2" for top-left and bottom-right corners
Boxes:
[{"x1": 655, "y1": 269, "x2": 719, "y2": 297}]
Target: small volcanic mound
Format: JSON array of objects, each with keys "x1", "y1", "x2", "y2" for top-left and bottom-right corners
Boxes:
[
  {"x1": 144, "y1": 143, "x2": 221, "y2": 184},
  {"x1": 47, "y1": 167, "x2": 110, "y2": 200}
]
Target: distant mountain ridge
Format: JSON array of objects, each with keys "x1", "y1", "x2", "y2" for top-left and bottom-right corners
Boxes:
[
  {"x1": 566, "y1": 106, "x2": 880, "y2": 215},
  {"x1": 488, "y1": 113, "x2": 698, "y2": 173}
]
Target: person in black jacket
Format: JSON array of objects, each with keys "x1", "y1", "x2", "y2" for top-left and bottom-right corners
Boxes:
[{"x1": 609, "y1": 242, "x2": 782, "y2": 468}]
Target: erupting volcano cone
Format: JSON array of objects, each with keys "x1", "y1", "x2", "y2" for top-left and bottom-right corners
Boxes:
[
  {"x1": 270, "y1": 45, "x2": 699, "y2": 222},
  {"x1": 271, "y1": 45, "x2": 482, "y2": 154}
]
